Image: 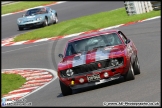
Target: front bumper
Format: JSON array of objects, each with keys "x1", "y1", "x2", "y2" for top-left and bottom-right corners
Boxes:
[
  {"x1": 70, "y1": 73, "x2": 121, "y2": 89},
  {"x1": 18, "y1": 20, "x2": 44, "y2": 28},
  {"x1": 59, "y1": 64, "x2": 129, "y2": 89}
]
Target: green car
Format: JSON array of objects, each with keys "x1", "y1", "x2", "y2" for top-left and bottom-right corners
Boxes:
[{"x1": 17, "y1": 6, "x2": 58, "y2": 31}]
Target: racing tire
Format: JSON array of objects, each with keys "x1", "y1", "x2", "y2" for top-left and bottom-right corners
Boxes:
[
  {"x1": 42, "y1": 18, "x2": 48, "y2": 27},
  {"x1": 133, "y1": 56, "x2": 141, "y2": 75},
  {"x1": 59, "y1": 80, "x2": 72, "y2": 96},
  {"x1": 18, "y1": 26, "x2": 23, "y2": 31},
  {"x1": 53, "y1": 13, "x2": 58, "y2": 24},
  {"x1": 124, "y1": 62, "x2": 135, "y2": 81}
]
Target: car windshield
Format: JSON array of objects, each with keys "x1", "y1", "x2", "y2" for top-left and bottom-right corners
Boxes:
[
  {"x1": 25, "y1": 8, "x2": 47, "y2": 16},
  {"x1": 65, "y1": 33, "x2": 122, "y2": 56}
]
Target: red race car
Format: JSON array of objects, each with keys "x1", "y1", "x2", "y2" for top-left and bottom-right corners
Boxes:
[{"x1": 58, "y1": 29, "x2": 140, "y2": 96}]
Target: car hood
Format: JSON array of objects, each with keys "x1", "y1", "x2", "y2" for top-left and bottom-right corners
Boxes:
[
  {"x1": 58, "y1": 45, "x2": 125, "y2": 70},
  {"x1": 18, "y1": 14, "x2": 44, "y2": 21}
]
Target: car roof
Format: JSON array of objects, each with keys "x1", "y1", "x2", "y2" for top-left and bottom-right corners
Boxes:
[
  {"x1": 26, "y1": 6, "x2": 47, "y2": 11},
  {"x1": 68, "y1": 29, "x2": 120, "y2": 42}
]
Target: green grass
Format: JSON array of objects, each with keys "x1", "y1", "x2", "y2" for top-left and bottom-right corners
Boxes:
[
  {"x1": 14, "y1": 8, "x2": 160, "y2": 42},
  {"x1": 2, "y1": 73, "x2": 26, "y2": 96},
  {"x1": 2, "y1": 1, "x2": 56, "y2": 15}
]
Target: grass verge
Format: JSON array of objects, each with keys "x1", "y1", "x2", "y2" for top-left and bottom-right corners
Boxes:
[
  {"x1": 2, "y1": 73, "x2": 26, "y2": 96},
  {"x1": 2, "y1": 1, "x2": 56, "y2": 15},
  {"x1": 14, "y1": 8, "x2": 160, "y2": 42}
]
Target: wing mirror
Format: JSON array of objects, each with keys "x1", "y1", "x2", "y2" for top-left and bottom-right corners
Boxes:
[
  {"x1": 126, "y1": 39, "x2": 130, "y2": 44},
  {"x1": 58, "y1": 54, "x2": 64, "y2": 58}
]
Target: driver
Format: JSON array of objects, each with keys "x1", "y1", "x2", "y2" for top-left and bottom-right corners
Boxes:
[
  {"x1": 74, "y1": 42, "x2": 85, "y2": 53},
  {"x1": 106, "y1": 34, "x2": 115, "y2": 45}
]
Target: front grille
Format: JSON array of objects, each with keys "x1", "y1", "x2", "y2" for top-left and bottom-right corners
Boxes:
[
  {"x1": 72, "y1": 59, "x2": 111, "y2": 74},
  {"x1": 60, "y1": 57, "x2": 123, "y2": 77},
  {"x1": 25, "y1": 20, "x2": 33, "y2": 22},
  {"x1": 25, "y1": 24, "x2": 34, "y2": 26}
]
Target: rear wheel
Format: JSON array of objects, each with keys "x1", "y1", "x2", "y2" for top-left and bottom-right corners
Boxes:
[
  {"x1": 59, "y1": 80, "x2": 72, "y2": 96},
  {"x1": 53, "y1": 13, "x2": 58, "y2": 24},
  {"x1": 124, "y1": 62, "x2": 135, "y2": 81},
  {"x1": 133, "y1": 56, "x2": 141, "y2": 75}
]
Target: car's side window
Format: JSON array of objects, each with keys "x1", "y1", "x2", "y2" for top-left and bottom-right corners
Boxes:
[
  {"x1": 66, "y1": 45, "x2": 72, "y2": 56},
  {"x1": 66, "y1": 44, "x2": 76, "y2": 56},
  {"x1": 45, "y1": 8, "x2": 48, "y2": 13},
  {"x1": 47, "y1": 7, "x2": 51, "y2": 13},
  {"x1": 118, "y1": 31, "x2": 127, "y2": 44}
]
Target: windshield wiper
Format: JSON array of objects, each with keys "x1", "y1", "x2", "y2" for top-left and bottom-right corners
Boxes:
[
  {"x1": 93, "y1": 45, "x2": 105, "y2": 49},
  {"x1": 105, "y1": 44, "x2": 111, "y2": 46},
  {"x1": 75, "y1": 50, "x2": 86, "y2": 54}
]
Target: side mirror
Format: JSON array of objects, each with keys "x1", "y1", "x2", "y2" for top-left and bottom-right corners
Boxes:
[
  {"x1": 22, "y1": 14, "x2": 25, "y2": 17},
  {"x1": 126, "y1": 39, "x2": 130, "y2": 44},
  {"x1": 58, "y1": 54, "x2": 64, "y2": 58}
]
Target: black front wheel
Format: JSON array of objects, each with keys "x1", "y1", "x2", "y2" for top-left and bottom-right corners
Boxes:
[
  {"x1": 53, "y1": 15, "x2": 58, "y2": 24},
  {"x1": 42, "y1": 18, "x2": 48, "y2": 27},
  {"x1": 59, "y1": 80, "x2": 72, "y2": 96},
  {"x1": 124, "y1": 62, "x2": 135, "y2": 81},
  {"x1": 133, "y1": 56, "x2": 141, "y2": 75}
]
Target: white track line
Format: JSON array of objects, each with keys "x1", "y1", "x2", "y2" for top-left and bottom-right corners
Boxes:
[
  {"x1": 142, "y1": 16, "x2": 161, "y2": 22},
  {"x1": 2, "y1": 41, "x2": 53, "y2": 54}
]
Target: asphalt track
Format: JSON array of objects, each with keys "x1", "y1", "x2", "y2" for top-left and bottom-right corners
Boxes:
[
  {"x1": 2, "y1": 1, "x2": 124, "y2": 39},
  {"x1": 1, "y1": 1, "x2": 160, "y2": 106}
]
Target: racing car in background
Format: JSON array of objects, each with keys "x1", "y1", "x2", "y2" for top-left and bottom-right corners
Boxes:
[
  {"x1": 58, "y1": 29, "x2": 141, "y2": 96},
  {"x1": 17, "y1": 6, "x2": 58, "y2": 30}
]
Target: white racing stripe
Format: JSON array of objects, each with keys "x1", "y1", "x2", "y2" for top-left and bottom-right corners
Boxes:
[
  {"x1": 72, "y1": 53, "x2": 86, "y2": 67},
  {"x1": 72, "y1": 46, "x2": 113, "y2": 66},
  {"x1": 95, "y1": 47, "x2": 112, "y2": 61}
]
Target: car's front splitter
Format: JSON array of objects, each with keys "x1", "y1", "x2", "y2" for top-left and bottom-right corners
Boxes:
[{"x1": 18, "y1": 21, "x2": 44, "y2": 28}]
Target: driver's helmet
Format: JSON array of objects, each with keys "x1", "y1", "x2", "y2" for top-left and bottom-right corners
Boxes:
[
  {"x1": 75, "y1": 43, "x2": 85, "y2": 53},
  {"x1": 107, "y1": 34, "x2": 115, "y2": 45}
]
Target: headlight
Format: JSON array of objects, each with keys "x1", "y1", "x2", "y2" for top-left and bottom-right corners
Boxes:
[
  {"x1": 36, "y1": 17, "x2": 42, "y2": 21},
  {"x1": 66, "y1": 69, "x2": 74, "y2": 77},
  {"x1": 18, "y1": 19, "x2": 23, "y2": 23},
  {"x1": 110, "y1": 59, "x2": 119, "y2": 66}
]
